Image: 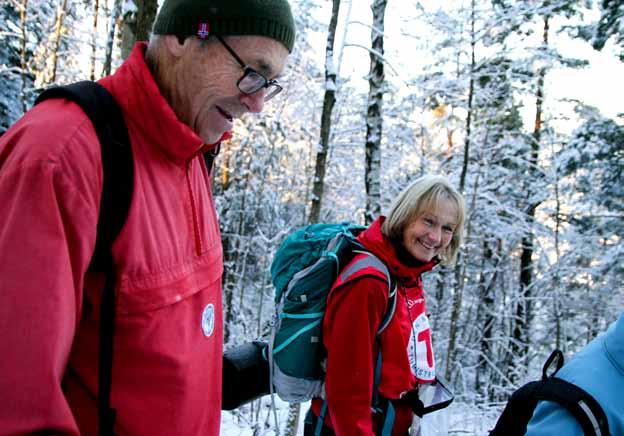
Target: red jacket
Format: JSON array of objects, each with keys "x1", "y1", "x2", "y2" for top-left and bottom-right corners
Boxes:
[
  {"x1": 313, "y1": 217, "x2": 437, "y2": 436},
  {"x1": 0, "y1": 43, "x2": 225, "y2": 435}
]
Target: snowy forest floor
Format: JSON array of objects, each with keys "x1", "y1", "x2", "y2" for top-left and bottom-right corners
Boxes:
[{"x1": 221, "y1": 396, "x2": 503, "y2": 435}]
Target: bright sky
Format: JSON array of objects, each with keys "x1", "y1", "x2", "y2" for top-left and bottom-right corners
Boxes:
[
  {"x1": 311, "y1": 1, "x2": 624, "y2": 126},
  {"x1": 549, "y1": 38, "x2": 624, "y2": 120}
]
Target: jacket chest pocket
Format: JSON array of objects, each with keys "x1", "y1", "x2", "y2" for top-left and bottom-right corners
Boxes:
[
  {"x1": 111, "y1": 252, "x2": 224, "y2": 387},
  {"x1": 83, "y1": 253, "x2": 226, "y2": 430},
  {"x1": 116, "y1": 250, "x2": 223, "y2": 316}
]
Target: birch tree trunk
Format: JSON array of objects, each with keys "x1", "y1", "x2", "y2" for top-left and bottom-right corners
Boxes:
[
  {"x1": 364, "y1": 0, "x2": 387, "y2": 225},
  {"x1": 511, "y1": 14, "x2": 548, "y2": 378},
  {"x1": 336, "y1": 0, "x2": 352, "y2": 79},
  {"x1": 90, "y1": 0, "x2": 100, "y2": 80},
  {"x1": 308, "y1": 0, "x2": 341, "y2": 224},
  {"x1": 48, "y1": 0, "x2": 68, "y2": 84},
  {"x1": 102, "y1": 0, "x2": 122, "y2": 76}
]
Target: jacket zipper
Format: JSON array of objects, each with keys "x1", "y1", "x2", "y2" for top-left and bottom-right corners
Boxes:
[{"x1": 186, "y1": 158, "x2": 203, "y2": 256}]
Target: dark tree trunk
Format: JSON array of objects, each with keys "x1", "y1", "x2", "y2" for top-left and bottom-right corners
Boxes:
[
  {"x1": 308, "y1": 0, "x2": 341, "y2": 224},
  {"x1": 119, "y1": 0, "x2": 157, "y2": 60},
  {"x1": 364, "y1": 0, "x2": 387, "y2": 224},
  {"x1": 511, "y1": 14, "x2": 549, "y2": 379},
  {"x1": 475, "y1": 239, "x2": 500, "y2": 398},
  {"x1": 49, "y1": 0, "x2": 68, "y2": 83},
  {"x1": 135, "y1": 0, "x2": 157, "y2": 41},
  {"x1": 445, "y1": 0, "x2": 475, "y2": 380}
]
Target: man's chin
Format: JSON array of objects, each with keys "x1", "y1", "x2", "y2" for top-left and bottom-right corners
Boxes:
[{"x1": 200, "y1": 131, "x2": 224, "y2": 146}]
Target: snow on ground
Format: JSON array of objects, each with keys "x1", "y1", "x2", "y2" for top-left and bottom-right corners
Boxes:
[{"x1": 221, "y1": 397, "x2": 502, "y2": 435}]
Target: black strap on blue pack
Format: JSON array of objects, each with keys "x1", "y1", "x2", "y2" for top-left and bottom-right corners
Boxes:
[
  {"x1": 489, "y1": 349, "x2": 611, "y2": 436},
  {"x1": 533, "y1": 377, "x2": 610, "y2": 436},
  {"x1": 535, "y1": 349, "x2": 609, "y2": 436},
  {"x1": 35, "y1": 81, "x2": 134, "y2": 436}
]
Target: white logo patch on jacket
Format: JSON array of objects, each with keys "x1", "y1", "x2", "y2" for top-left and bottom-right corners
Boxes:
[{"x1": 201, "y1": 303, "x2": 215, "y2": 337}]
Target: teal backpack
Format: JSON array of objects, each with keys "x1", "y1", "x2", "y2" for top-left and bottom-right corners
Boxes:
[{"x1": 268, "y1": 222, "x2": 397, "y2": 403}]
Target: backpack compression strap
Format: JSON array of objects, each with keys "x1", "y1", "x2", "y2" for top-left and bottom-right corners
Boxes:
[{"x1": 35, "y1": 81, "x2": 134, "y2": 436}]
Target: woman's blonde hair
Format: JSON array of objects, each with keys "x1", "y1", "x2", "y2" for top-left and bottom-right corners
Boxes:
[{"x1": 381, "y1": 175, "x2": 465, "y2": 265}]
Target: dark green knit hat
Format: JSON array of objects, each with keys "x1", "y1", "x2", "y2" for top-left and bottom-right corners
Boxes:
[{"x1": 153, "y1": 0, "x2": 296, "y2": 52}]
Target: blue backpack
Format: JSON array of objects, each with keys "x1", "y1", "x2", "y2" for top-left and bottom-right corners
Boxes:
[{"x1": 268, "y1": 222, "x2": 397, "y2": 403}]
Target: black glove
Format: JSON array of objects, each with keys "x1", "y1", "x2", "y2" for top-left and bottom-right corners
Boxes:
[{"x1": 222, "y1": 341, "x2": 270, "y2": 410}]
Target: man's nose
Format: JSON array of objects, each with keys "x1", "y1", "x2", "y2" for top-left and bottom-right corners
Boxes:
[{"x1": 240, "y1": 89, "x2": 266, "y2": 113}]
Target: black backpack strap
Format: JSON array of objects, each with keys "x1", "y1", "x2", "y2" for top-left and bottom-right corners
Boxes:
[
  {"x1": 489, "y1": 380, "x2": 542, "y2": 436},
  {"x1": 490, "y1": 349, "x2": 611, "y2": 436},
  {"x1": 534, "y1": 378, "x2": 611, "y2": 436},
  {"x1": 35, "y1": 81, "x2": 134, "y2": 436}
]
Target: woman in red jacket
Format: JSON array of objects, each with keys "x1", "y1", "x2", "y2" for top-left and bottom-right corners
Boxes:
[{"x1": 307, "y1": 175, "x2": 465, "y2": 436}]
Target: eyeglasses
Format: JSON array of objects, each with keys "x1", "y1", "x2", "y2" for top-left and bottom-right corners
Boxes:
[{"x1": 215, "y1": 36, "x2": 283, "y2": 102}]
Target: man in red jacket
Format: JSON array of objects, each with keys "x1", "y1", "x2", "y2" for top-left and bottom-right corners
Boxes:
[{"x1": 0, "y1": 1, "x2": 294, "y2": 435}]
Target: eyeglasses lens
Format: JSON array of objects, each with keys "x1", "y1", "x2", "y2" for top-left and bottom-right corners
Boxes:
[{"x1": 238, "y1": 71, "x2": 282, "y2": 101}]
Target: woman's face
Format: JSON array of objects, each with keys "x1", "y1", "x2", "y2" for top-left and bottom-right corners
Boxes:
[{"x1": 402, "y1": 200, "x2": 458, "y2": 263}]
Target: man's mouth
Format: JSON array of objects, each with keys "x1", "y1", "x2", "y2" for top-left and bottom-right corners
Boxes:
[{"x1": 217, "y1": 106, "x2": 233, "y2": 122}]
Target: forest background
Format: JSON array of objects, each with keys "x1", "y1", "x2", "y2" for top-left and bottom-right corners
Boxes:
[{"x1": 1, "y1": 0, "x2": 623, "y2": 434}]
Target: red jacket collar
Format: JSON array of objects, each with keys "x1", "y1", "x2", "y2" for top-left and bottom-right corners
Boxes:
[
  {"x1": 358, "y1": 216, "x2": 437, "y2": 286},
  {"x1": 100, "y1": 42, "x2": 231, "y2": 164}
]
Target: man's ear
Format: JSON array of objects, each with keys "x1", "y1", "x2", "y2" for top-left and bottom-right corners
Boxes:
[{"x1": 163, "y1": 35, "x2": 188, "y2": 58}]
